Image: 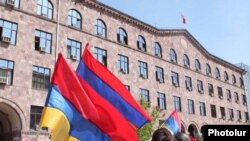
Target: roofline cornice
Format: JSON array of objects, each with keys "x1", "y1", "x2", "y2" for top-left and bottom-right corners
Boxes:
[{"x1": 85, "y1": 0, "x2": 244, "y2": 73}]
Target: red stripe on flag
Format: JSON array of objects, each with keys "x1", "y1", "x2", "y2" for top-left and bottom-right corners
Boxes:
[
  {"x1": 170, "y1": 110, "x2": 182, "y2": 132},
  {"x1": 51, "y1": 53, "x2": 99, "y2": 121},
  {"x1": 82, "y1": 45, "x2": 152, "y2": 122},
  {"x1": 77, "y1": 76, "x2": 139, "y2": 141}
]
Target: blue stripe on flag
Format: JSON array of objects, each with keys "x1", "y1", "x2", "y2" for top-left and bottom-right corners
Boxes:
[
  {"x1": 164, "y1": 116, "x2": 180, "y2": 134},
  {"x1": 46, "y1": 84, "x2": 111, "y2": 141},
  {"x1": 77, "y1": 60, "x2": 147, "y2": 128}
]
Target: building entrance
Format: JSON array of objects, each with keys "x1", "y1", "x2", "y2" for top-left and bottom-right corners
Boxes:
[{"x1": 0, "y1": 102, "x2": 22, "y2": 141}]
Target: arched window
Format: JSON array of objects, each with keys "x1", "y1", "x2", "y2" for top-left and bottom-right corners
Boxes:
[
  {"x1": 154, "y1": 42, "x2": 162, "y2": 57},
  {"x1": 232, "y1": 74, "x2": 236, "y2": 85},
  {"x1": 170, "y1": 49, "x2": 177, "y2": 63},
  {"x1": 206, "y1": 64, "x2": 211, "y2": 75},
  {"x1": 224, "y1": 71, "x2": 229, "y2": 82},
  {"x1": 215, "y1": 67, "x2": 220, "y2": 78},
  {"x1": 137, "y1": 35, "x2": 146, "y2": 51},
  {"x1": 94, "y1": 19, "x2": 106, "y2": 38},
  {"x1": 117, "y1": 27, "x2": 127, "y2": 44},
  {"x1": 37, "y1": 0, "x2": 53, "y2": 19},
  {"x1": 239, "y1": 77, "x2": 244, "y2": 87},
  {"x1": 183, "y1": 54, "x2": 190, "y2": 68},
  {"x1": 195, "y1": 59, "x2": 201, "y2": 71},
  {"x1": 68, "y1": 9, "x2": 82, "y2": 29}
]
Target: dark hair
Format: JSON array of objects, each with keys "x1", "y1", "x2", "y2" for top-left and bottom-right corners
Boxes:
[
  {"x1": 152, "y1": 128, "x2": 173, "y2": 141},
  {"x1": 173, "y1": 132, "x2": 190, "y2": 141}
]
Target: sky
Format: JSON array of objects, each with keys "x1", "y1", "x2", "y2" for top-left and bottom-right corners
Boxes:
[{"x1": 98, "y1": 0, "x2": 250, "y2": 67}]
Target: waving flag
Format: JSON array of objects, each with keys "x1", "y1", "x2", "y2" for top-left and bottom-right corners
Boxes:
[
  {"x1": 40, "y1": 53, "x2": 139, "y2": 141},
  {"x1": 160, "y1": 110, "x2": 182, "y2": 135},
  {"x1": 181, "y1": 14, "x2": 186, "y2": 24},
  {"x1": 76, "y1": 74, "x2": 140, "y2": 141},
  {"x1": 39, "y1": 54, "x2": 110, "y2": 141},
  {"x1": 76, "y1": 43, "x2": 152, "y2": 129}
]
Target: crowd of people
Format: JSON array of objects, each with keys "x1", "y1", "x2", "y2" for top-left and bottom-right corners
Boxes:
[{"x1": 152, "y1": 128, "x2": 198, "y2": 141}]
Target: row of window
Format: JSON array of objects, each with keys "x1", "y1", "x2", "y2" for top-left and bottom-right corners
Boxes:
[
  {"x1": 0, "y1": 19, "x2": 81, "y2": 60},
  {"x1": 139, "y1": 85, "x2": 246, "y2": 111},
  {"x1": 1, "y1": 45, "x2": 247, "y2": 105},
  {"x1": 1, "y1": 0, "x2": 244, "y2": 88},
  {"x1": 30, "y1": 95, "x2": 249, "y2": 131},
  {"x1": 0, "y1": 58, "x2": 50, "y2": 90},
  {"x1": 139, "y1": 89, "x2": 249, "y2": 122},
  {"x1": 93, "y1": 48, "x2": 247, "y2": 106}
]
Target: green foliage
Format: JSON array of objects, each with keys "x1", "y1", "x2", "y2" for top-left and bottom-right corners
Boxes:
[{"x1": 138, "y1": 99, "x2": 159, "y2": 141}]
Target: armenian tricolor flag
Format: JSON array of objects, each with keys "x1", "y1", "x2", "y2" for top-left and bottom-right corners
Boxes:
[
  {"x1": 161, "y1": 110, "x2": 182, "y2": 135},
  {"x1": 76, "y1": 43, "x2": 152, "y2": 129},
  {"x1": 40, "y1": 51, "x2": 144, "y2": 140},
  {"x1": 39, "y1": 54, "x2": 110, "y2": 141}
]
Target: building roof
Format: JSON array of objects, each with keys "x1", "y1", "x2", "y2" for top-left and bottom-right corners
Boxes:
[{"x1": 85, "y1": 0, "x2": 244, "y2": 73}]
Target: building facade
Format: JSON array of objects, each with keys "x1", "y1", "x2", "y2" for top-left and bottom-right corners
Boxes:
[
  {"x1": 237, "y1": 63, "x2": 250, "y2": 120},
  {"x1": 0, "y1": 0, "x2": 248, "y2": 140}
]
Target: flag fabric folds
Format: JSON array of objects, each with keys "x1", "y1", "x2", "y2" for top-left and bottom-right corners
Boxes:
[
  {"x1": 76, "y1": 43, "x2": 152, "y2": 128},
  {"x1": 76, "y1": 73, "x2": 140, "y2": 141},
  {"x1": 40, "y1": 54, "x2": 110, "y2": 141},
  {"x1": 161, "y1": 110, "x2": 182, "y2": 135},
  {"x1": 40, "y1": 53, "x2": 140, "y2": 141}
]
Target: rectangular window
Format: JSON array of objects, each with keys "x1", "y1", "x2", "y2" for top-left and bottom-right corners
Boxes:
[
  {"x1": 199, "y1": 102, "x2": 206, "y2": 116},
  {"x1": 237, "y1": 110, "x2": 242, "y2": 121},
  {"x1": 32, "y1": 66, "x2": 50, "y2": 90},
  {"x1": 220, "y1": 107, "x2": 226, "y2": 120},
  {"x1": 30, "y1": 105, "x2": 43, "y2": 130},
  {"x1": 138, "y1": 61, "x2": 148, "y2": 79},
  {"x1": 156, "y1": 66, "x2": 164, "y2": 83},
  {"x1": 171, "y1": 71, "x2": 179, "y2": 87},
  {"x1": 245, "y1": 112, "x2": 249, "y2": 122},
  {"x1": 0, "y1": 0, "x2": 20, "y2": 8},
  {"x1": 187, "y1": 99, "x2": 195, "y2": 114},
  {"x1": 208, "y1": 83, "x2": 214, "y2": 96},
  {"x1": 157, "y1": 92, "x2": 166, "y2": 110},
  {"x1": 0, "y1": 58, "x2": 14, "y2": 85},
  {"x1": 35, "y1": 30, "x2": 52, "y2": 54},
  {"x1": 185, "y1": 76, "x2": 192, "y2": 91},
  {"x1": 218, "y1": 87, "x2": 223, "y2": 99},
  {"x1": 234, "y1": 92, "x2": 239, "y2": 103},
  {"x1": 94, "y1": 47, "x2": 107, "y2": 67},
  {"x1": 226, "y1": 89, "x2": 232, "y2": 101},
  {"x1": 0, "y1": 19, "x2": 18, "y2": 45},
  {"x1": 242, "y1": 94, "x2": 247, "y2": 105},
  {"x1": 118, "y1": 55, "x2": 129, "y2": 74},
  {"x1": 229, "y1": 108, "x2": 234, "y2": 120},
  {"x1": 140, "y1": 88, "x2": 150, "y2": 107},
  {"x1": 67, "y1": 39, "x2": 81, "y2": 61},
  {"x1": 197, "y1": 80, "x2": 203, "y2": 94},
  {"x1": 240, "y1": 78, "x2": 244, "y2": 87},
  {"x1": 210, "y1": 104, "x2": 217, "y2": 118},
  {"x1": 174, "y1": 96, "x2": 182, "y2": 112}
]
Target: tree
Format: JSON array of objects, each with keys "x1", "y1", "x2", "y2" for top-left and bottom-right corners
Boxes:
[{"x1": 138, "y1": 99, "x2": 159, "y2": 141}]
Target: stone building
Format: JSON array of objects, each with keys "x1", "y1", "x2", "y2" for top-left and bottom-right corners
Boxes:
[
  {"x1": 236, "y1": 63, "x2": 250, "y2": 120},
  {"x1": 0, "y1": 0, "x2": 248, "y2": 140}
]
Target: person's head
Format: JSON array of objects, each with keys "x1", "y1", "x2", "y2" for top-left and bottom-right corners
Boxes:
[
  {"x1": 152, "y1": 128, "x2": 173, "y2": 141},
  {"x1": 172, "y1": 132, "x2": 190, "y2": 141}
]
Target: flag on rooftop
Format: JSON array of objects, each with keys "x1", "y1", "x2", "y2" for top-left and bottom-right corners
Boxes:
[
  {"x1": 160, "y1": 110, "x2": 182, "y2": 135},
  {"x1": 76, "y1": 43, "x2": 152, "y2": 129},
  {"x1": 181, "y1": 14, "x2": 186, "y2": 24}
]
